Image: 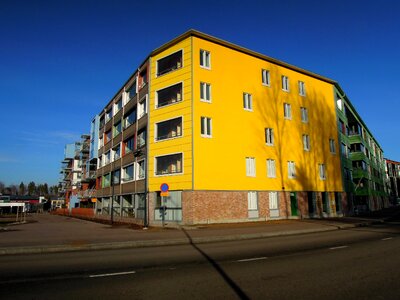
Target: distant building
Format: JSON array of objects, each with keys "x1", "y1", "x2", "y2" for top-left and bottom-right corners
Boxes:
[{"x1": 385, "y1": 159, "x2": 400, "y2": 204}]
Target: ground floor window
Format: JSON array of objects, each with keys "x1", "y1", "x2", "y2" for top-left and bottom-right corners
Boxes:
[
  {"x1": 269, "y1": 191, "x2": 280, "y2": 218},
  {"x1": 248, "y1": 191, "x2": 259, "y2": 218},
  {"x1": 154, "y1": 191, "x2": 182, "y2": 221}
]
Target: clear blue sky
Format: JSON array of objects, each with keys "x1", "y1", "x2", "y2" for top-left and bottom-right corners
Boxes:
[{"x1": 1, "y1": 0, "x2": 399, "y2": 186}]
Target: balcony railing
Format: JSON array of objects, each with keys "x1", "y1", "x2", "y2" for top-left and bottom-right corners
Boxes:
[
  {"x1": 155, "y1": 169, "x2": 182, "y2": 176},
  {"x1": 156, "y1": 131, "x2": 182, "y2": 141}
]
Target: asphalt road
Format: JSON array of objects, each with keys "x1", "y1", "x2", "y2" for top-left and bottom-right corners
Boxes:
[{"x1": 1, "y1": 222, "x2": 400, "y2": 300}]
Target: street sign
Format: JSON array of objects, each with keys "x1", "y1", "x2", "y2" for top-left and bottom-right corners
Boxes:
[
  {"x1": 160, "y1": 192, "x2": 169, "y2": 197},
  {"x1": 160, "y1": 183, "x2": 169, "y2": 192}
]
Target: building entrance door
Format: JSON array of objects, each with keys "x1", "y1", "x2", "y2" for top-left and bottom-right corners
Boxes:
[{"x1": 290, "y1": 192, "x2": 298, "y2": 217}]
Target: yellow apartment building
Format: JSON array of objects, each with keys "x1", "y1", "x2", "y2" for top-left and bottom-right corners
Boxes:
[{"x1": 147, "y1": 30, "x2": 345, "y2": 224}]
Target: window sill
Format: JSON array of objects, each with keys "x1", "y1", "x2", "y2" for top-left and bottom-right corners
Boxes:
[
  {"x1": 200, "y1": 99, "x2": 212, "y2": 103},
  {"x1": 200, "y1": 65, "x2": 211, "y2": 70}
]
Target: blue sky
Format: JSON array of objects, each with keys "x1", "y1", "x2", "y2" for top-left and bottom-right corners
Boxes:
[{"x1": 0, "y1": 0, "x2": 399, "y2": 186}]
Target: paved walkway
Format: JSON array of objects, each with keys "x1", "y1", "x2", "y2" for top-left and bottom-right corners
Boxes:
[{"x1": 0, "y1": 210, "x2": 396, "y2": 256}]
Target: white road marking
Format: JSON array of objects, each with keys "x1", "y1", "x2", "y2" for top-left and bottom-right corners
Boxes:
[
  {"x1": 382, "y1": 237, "x2": 393, "y2": 241},
  {"x1": 329, "y1": 246, "x2": 348, "y2": 250},
  {"x1": 237, "y1": 257, "x2": 267, "y2": 263},
  {"x1": 89, "y1": 271, "x2": 136, "y2": 278}
]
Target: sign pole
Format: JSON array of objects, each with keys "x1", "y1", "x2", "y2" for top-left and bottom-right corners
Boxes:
[
  {"x1": 160, "y1": 183, "x2": 169, "y2": 227},
  {"x1": 161, "y1": 195, "x2": 165, "y2": 227}
]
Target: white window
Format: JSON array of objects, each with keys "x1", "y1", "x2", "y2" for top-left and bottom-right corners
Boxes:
[
  {"x1": 269, "y1": 191, "x2": 279, "y2": 210},
  {"x1": 282, "y1": 75, "x2": 289, "y2": 91},
  {"x1": 248, "y1": 191, "x2": 258, "y2": 210},
  {"x1": 267, "y1": 159, "x2": 276, "y2": 178},
  {"x1": 246, "y1": 157, "x2": 256, "y2": 177},
  {"x1": 112, "y1": 169, "x2": 120, "y2": 185},
  {"x1": 126, "y1": 82, "x2": 137, "y2": 103},
  {"x1": 98, "y1": 156, "x2": 103, "y2": 168},
  {"x1": 298, "y1": 81, "x2": 306, "y2": 96},
  {"x1": 300, "y1": 107, "x2": 308, "y2": 123},
  {"x1": 200, "y1": 117, "x2": 212, "y2": 137},
  {"x1": 303, "y1": 134, "x2": 310, "y2": 151},
  {"x1": 262, "y1": 69, "x2": 270, "y2": 86},
  {"x1": 200, "y1": 82, "x2": 211, "y2": 102},
  {"x1": 98, "y1": 135, "x2": 103, "y2": 149},
  {"x1": 114, "y1": 98, "x2": 122, "y2": 115},
  {"x1": 138, "y1": 96, "x2": 147, "y2": 118},
  {"x1": 122, "y1": 164, "x2": 134, "y2": 182},
  {"x1": 105, "y1": 151, "x2": 111, "y2": 165},
  {"x1": 265, "y1": 128, "x2": 274, "y2": 146},
  {"x1": 113, "y1": 144, "x2": 121, "y2": 160},
  {"x1": 329, "y1": 139, "x2": 336, "y2": 154},
  {"x1": 284, "y1": 103, "x2": 292, "y2": 119},
  {"x1": 137, "y1": 160, "x2": 146, "y2": 179},
  {"x1": 105, "y1": 108, "x2": 112, "y2": 122},
  {"x1": 319, "y1": 164, "x2": 326, "y2": 180},
  {"x1": 243, "y1": 93, "x2": 253, "y2": 111},
  {"x1": 200, "y1": 49, "x2": 210, "y2": 68},
  {"x1": 137, "y1": 129, "x2": 146, "y2": 148},
  {"x1": 288, "y1": 161, "x2": 296, "y2": 179}
]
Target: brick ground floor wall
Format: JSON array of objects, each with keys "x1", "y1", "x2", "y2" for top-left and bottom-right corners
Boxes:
[{"x1": 146, "y1": 190, "x2": 348, "y2": 225}]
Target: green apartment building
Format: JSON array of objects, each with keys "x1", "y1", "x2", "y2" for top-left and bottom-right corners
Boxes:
[{"x1": 335, "y1": 85, "x2": 388, "y2": 213}]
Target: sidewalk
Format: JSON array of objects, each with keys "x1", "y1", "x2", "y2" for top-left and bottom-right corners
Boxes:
[{"x1": 0, "y1": 211, "x2": 394, "y2": 256}]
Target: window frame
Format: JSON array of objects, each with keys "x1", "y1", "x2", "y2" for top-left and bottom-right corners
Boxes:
[
  {"x1": 282, "y1": 75, "x2": 290, "y2": 92},
  {"x1": 303, "y1": 134, "x2": 310, "y2": 151},
  {"x1": 246, "y1": 157, "x2": 256, "y2": 177},
  {"x1": 298, "y1": 81, "x2": 306, "y2": 96},
  {"x1": 154, "y1": 152, "x2": 184, "y2": 176},
  {"x1": 329, "y1": 138, "x2": 336, "y2": 154},
  {"x1": 243, "y1": 93, "x2": 253, "y2": 111},
  {"x1": 262, "y1": 69, "x2": 270, "y2": 86},
  {"x1": 200, "y1": 116, "x2": 212, "y2": 138},
  {"x1": 300, "y1": 107, "x2": 308, "y2": 123},
  {"x1": 138, "y1": 94, "x2": 148, "y2": 118},
  {"x1": 269, "y1": 191, "x2": 279, "y2": 210},
  {"x1": 200, "y1": 49, "x2": 211, "y2": 69},
  {"x1": 156, "y1": 49, "x2": 183, "y2": 77},
  {"x1": 248, "y1": 191, "x2": 258, "y2": 211},
  {"x1": 267, "y1": 159, "x2": 276, "y2": 178},
  {"x1": 137, "y1": 159, "x2": 146, "y2": 180},
  {"x1": 288, "y1": 161, "x2": 296, "y2": 179},
  {"x1": 200, "y1": 82, "x2": 212, "y2": 103},
  {"x1": 265, "y1": 128, "x2": 274, "y2": 146},
  {"x1": 155, "y1": 82, "x2": 183, "y2": 109},
  {"x1": 319, "y1": 163, "x2": 326, "y2": 180},
  {"x1": 122, "y1": 163, "x2": 134, "y2": 183},
  {"x1": 284, "y1": 103, "x2": 292, "y2": 119},
  {"x1": 155, "y1": 116, "x2": 183, "y2": 142}
]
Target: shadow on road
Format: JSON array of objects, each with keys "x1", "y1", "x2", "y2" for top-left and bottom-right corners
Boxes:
[{"x1": 180, "y1": 227, "x2": 249, "y2": 300}]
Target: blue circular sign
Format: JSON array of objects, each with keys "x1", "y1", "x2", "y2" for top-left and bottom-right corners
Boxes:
[{"x1": 160, "y1": 183, "x2": 169, "y2": 192}]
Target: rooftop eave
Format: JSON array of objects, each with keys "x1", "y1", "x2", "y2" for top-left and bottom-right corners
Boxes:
[{"x1": 151, "y1": 29, "x2": 337, "y2": 85}]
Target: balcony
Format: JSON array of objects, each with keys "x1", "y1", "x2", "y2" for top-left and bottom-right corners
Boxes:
[
  {"x1": 156, "y1": 117, "x2": 182, "y2": 141},
  {"x1": 78, "y1": 188, "x2": 96, "y2": 199},
  {"x1": 157, "y1": 50, "x2": 183, "y2": 77},
  {"x1": 156, "y1": 83, "x2": 182, "y2": 108}
]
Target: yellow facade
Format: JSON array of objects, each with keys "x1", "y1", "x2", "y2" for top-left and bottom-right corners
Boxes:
[
  {"x1": 148, "y1": 33, "x2": 343, "y2": 193},
  {"x1": 148, "y1": 37, "x2": 193, "y2": 192}
]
